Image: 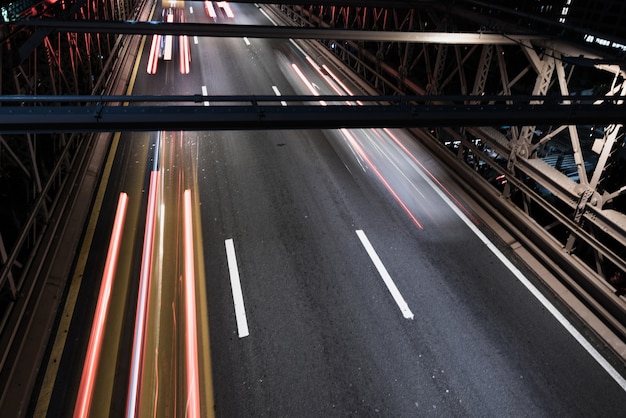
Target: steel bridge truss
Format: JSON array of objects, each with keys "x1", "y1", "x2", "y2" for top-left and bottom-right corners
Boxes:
[
  {"x1": 0, "y1": 1, "x2": 626, "y2": 402},
  {"x1": 0, "y1": 0, "x2": 148, "y2": 402}
]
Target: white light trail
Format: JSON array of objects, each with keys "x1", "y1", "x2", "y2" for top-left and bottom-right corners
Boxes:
[
  {"x1": 183, "y1": 189, "x2": 201, "y2": 418},
  {"x1": 126, "y1": 136, "x2": 161, "y2": 418}
]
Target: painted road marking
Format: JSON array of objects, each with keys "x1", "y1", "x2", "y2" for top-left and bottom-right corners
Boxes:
[
  {"x1": 356, "y1": 230, "x2": 414, "y2": 320},
  {"x1": 272, "y1": 85, "x2": 287, "y2": 106},
  {"x1": 201, "y1": 85, "x2": 209, "y2": 106},
  {"x1": 259, "y1": 7, "x2": 278, "y2": 26},
  {"x1": 225, "y1": 239, "x2": 249, "y2": 338}
]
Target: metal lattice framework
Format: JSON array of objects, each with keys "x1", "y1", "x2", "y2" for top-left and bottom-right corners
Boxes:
[{"x1": 0, "y1": 0, "x2": 145, "y2": 403}]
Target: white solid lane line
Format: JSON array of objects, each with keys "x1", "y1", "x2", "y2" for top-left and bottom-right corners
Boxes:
[
  {"x1": 259, "y1": 7, "x2": 278, "y2": 26},
  {"x1": 225, "y1": 239, "x2": 250, "y2": 338},
  {"x1": 409, "y1": 153, "x2": 626, "y2": 391},
  {"x1": 356, "y1": 230, "x2": 414, "y2": 320}
]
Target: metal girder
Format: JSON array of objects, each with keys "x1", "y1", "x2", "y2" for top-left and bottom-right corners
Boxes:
[
  {"x1": 15, "y1": 20, "x2": 544, "y2": 44},
  {"x1": 185, "y1": 0, "x2": 435, "y2": 6},
  {"x1": 0, "y1": 101, "x2": 623, "y2": 133},
  {"x1": 470, "y1": 44, "x2": 493, "y2": 99}
]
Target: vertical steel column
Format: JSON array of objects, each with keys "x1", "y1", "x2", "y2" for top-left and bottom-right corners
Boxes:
[
  {"x1": 518, "y1": 45, "x2": 556, "y2": 145},
  {"x1": 555, "y1": 54, "x2": 589, "y2": 187},
  {"x1": 589, "y1": 81, "x2": 626, "y2": 192},
  {"x1": 470, "y1": 44, "x2": 493, "y2": 100}
]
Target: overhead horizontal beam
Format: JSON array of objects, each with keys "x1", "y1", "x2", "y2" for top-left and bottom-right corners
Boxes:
[
  {"x1": 0, "y1": 102, "x2": 622, "y2": 133},
  {"x1": 16, "y1": 20, "x2": 543, "y2": 44},
  {"x1": 211, "y1": 0, "x2": 430, "y2": 6}
]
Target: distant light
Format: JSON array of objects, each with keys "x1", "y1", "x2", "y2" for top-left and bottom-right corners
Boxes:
[
  {"x1": 559, "y1": 0, "x2": 572, "y2": 23},
  {"x1": 612, "y1": 42, "x2": 626, "y2": 51}
]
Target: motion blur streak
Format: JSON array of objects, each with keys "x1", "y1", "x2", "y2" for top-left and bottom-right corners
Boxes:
[
  {"x1": 217, "y1": 1, "x2": 234, "y2": 18},
  {"x1": 73, "y1": 193, "x2": 129, "y2": 418},
  {"x1": 382, "y1": 128, "x2": 479, "y2": 225},
  {"x1": 183, "y1": 189, "x2": 201, "y2": 418},
  {"x1": 322, "y1": 64, "x2": 362, "y2": 104},
  {"x1": 341, "y1": 128, "x2": 424, "y2": 230},
  {"x1": 146, "y1": 35, "x2": 161, "y2": 74},
  {"x1": 205, "y1": 1, "x2": 216, "y2": 18},
  {"x1": 163, "y1": 14, "x2": 174, "y2": 61},
  {"x1": 179, "y1": 14, "x2": 191, "y2": 74},
  {"x1": 179, "y1": 34, "x2": 190, "y2": 74},
  {"x1": 290, "y1": 56, "x2": 423, "y2": 229},
  {"x1": 301, "y1": 57, "x2": 464, "y2": 224},
  {"x1": 291, "y1": 63, "x2": 327, "y2": 106},
  {"x1": 126, "y1": 138, "x2": 161, "y2": 418},
  {"x1": 306, "y1": 56, "x2": 347, "y2": 99}
]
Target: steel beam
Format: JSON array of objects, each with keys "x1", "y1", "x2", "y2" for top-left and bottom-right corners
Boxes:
[
  {"x1": 0, "y1": 102, "x2": 623, "y2": 133},
  {"x1": 15, "y1": 20, "x2": 544, "y2": 44}
]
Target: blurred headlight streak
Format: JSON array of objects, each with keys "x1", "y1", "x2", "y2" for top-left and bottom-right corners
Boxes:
[
  {"x1": 180, "y1": 33, "x2": 191, "y2": 74},
  {"x1": 126, "y1": 136, "x2": 161, "y2": 418},
  {"x1": 290, "y1": 63, "x2": 327, "y2": 106},
  {"x1": 217, "y1": 1, "x2": 234, "y2": 18},
  {"x1": 205, "y1": 1, "x2": 216, "y2": 18},
  {"x1": 183, "y1": 189, "x2": 201, "y2": 418}
]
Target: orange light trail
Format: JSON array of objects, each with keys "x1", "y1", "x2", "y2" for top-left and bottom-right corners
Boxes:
[
  {"x1": 73, "y1": 192, "x2": 129, "y2": 418},
  {"x1": 183, "y1": 189, "x2": 201, "y2": 418}
]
